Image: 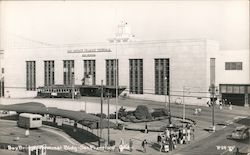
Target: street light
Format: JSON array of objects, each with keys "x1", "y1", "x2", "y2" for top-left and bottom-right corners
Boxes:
[
  {"x1": 182, "y1": 86, "x2": 190, "y2": 121},
  {"x1": 209, "y1": 84, "x2": 218, "y2": 132},
  {"x1": 105, "y1": 91, "x2": 111, "y2": 146},
  {"x1": 165, "y1": 77, "x2": 171, "y2": 125}
]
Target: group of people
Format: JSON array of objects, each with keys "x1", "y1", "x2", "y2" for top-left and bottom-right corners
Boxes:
[
  {"x1": 157, "y1": 124, "x2": 194, "y2": 152},
  {"x1": 207, "y1": 99, "x2": 233, "y2": 110}
]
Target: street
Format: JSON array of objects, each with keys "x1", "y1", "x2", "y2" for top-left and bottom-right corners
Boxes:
[{"x1": 0, "y1": 97, "x2": 249, "y2": 155}]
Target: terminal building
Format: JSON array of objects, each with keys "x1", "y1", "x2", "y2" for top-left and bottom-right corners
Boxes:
[{"x1": 2, "y1": 23, "x2": 250, "y2": 107}]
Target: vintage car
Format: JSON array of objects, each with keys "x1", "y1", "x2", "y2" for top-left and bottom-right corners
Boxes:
[{"x1": 231, "y1": 126, "x2": 250, "y2": 140}]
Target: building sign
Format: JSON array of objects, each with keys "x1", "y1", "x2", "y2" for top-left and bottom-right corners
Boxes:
[
  {"x1": 82, "y1": 54, "x2": 96, "y2": 57},
  {"x1": 67, "y1": 48, "x2": 112, "y2": 53}
]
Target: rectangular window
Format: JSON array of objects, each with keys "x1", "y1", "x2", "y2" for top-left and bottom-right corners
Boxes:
[
  {"x1": 83, "y1": 60, "x2": 96, "y2": 85},
  {"x1": 225, "y1": 62, "x2": 242, "y2": 70},
  {"x1": 239, "y1": 86, "x2": 245, "y2": 94},
  {"x1": 63, "y1": 60, "x2": 74, "y2": 85},
  {"x1": 155, "y1": 59, "x2": 170, "y2": 95},
  {"x1": 26, "y1": 61, "x2": 36, "y2": 91},
  {"x1": 129, "y1": 59, "x2": 143, "y2": 94},
  {"x1": 44, "y1": 61, "x2": 55, "y2": 86},
  {"x1": 233, "y1": 86, "x2": 239, "y2": 94},
  {"x1": 227, "y1": 86, "x2": 233, "y2": 93},
  {"x1": 106, "y1": 59, "x2": 119, "y2": 86},
  {"x1": 221, "y1": 86, "x2": 227, "y2": 93}
]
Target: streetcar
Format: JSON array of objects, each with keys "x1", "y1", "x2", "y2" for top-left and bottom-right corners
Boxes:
[{"x1": 37, "y1": 85, "x2": 81, "y2": 98}]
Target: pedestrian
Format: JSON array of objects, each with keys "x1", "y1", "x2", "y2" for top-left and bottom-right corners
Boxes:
[
  {"x1": 169, "y1": 135, "x2": 174, "y2": 151},
  {"x1": 182, "y1": 127, "x2": 186, "y2": 144},
  {"x1": 145, "y1": 123, "x2": 148, "y2": 133},
  {"x1": 192, "y1": 128, "x2": 195, "y2": 140},
  {"x1": 236, "y1": 147, "x2": 239, "y2": 155},
  {"x1": 219, "y1": 101, "x2": 222, "y2": 110},
  {"x1": 178, "y1": 129, "x2": 183, "y2": 144},
  {"x1": 129, "y1": 139, "x2": 133, "y2": 152},
  {"x1": 157, "y1": 133, "x2": 161, "y2": 144},
  {"x1": 159, "y1": 140, "x2": 164, "y2": 152},
  {"x1": 187, "y1": 128, "x2": 191, "y2": 143},
  {"x1": 165, "y1": 128, "x2": 170, "y2": 140},
  {"x1": 120, "y1": 138, "x2": 124, "y2": 146},
  {"x1": 142, "y1": 139, "x2": 147, "y2": 153},
  {"x1": 229, "y1": 102, "x2": 233, "y2": 110}
]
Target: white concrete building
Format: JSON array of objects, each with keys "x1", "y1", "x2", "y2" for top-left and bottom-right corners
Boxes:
[{"x1": 2, "y1": 23, "x2": 250, "y2": 107}]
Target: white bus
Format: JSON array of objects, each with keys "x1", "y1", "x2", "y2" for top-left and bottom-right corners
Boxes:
[{"x1": 18, "y1": 113, "x2": 42, "y2": 129}]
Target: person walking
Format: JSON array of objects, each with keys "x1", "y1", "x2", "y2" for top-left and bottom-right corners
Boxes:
[
  {"x1": 129, "y1": 139, "x2": 133, "y2": 152},
  {"x1": 142, "y1": 139, "x2": 147, "y2": 153},
  {"x1": 192, "y1": 128, "x2": 195, "y2": 140},
  {"x1": 157, "y1": 133, "x2": 161, "y2": 144},
  {"x1": 165, "y1": 128, "x2": 170, "y2": 140},
  {"x1": 187, "y1": 127, "x2": 191, "y2": 143},
  {"x1": 145, "y1": 123, "x2": 148, "y2": 133}
]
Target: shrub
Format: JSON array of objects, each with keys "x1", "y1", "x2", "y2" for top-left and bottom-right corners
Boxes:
[
  {"x1": 120, "y1": 116, "x2": 130, "y2": 122},
  {"x1": 126, "y1": 111, "x2": 134, "y2": 116},
  {"x1": 126, "y1": 115, "x2": 136, "y2": 121},
  {"x1": 152, "y1": 108, "x2": 169, "y2": 117},
  {"x1": 134, "y1": 105, "x2": 152, "y2": 120},
  {"x1": 108, "y1": 113, "x2": 116, "y2": 119},
  {"x1": 96, "y1": 113, "x2": 107, "y2": 119},
  {"x1": 118, "y1": 106, "x2": 127, "y2": 119}
]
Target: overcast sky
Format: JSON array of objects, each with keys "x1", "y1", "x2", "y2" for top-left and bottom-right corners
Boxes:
[{"x1": 0, "y1": 0, "x2": 249, "y2": 50}]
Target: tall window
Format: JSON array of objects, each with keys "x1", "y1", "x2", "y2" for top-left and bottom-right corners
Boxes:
[
  {"x1": 155, "y1": 59, "x2": 169, "y2": 95},
  {"x1": 44, "y1": 61, "x2": 54, "y2": 86},
  {"x1": 26, "y1": 61, "x2": 36, "y2": 90},
  {"x1": 106, "y1": 59, "x2": 119, "y2": 86},
  {"x1": 63, "y1": 60, "x2": 74, "y2": 85},
  {"x1": 84, "y1": 60, "x2": 96, "y2": 85},
  {"x1": 225, "y1": 62, "x2": 242, "y2": 70},
  {"x1": 129, "y1": 59, "x2": 143, "y2": 94}
]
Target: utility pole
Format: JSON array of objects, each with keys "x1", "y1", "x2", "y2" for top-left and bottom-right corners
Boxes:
[
  {"x1": 183, "y1": 86, "x2": 185, "y2": 121},
  {"x1": 115, "y1": 41, "x2": 118, "y2": 124},
  {"x1": 209, "y1": 84, "x2": 217, "y2": 132},
  {"x1": 106, "y1": 91, "x2": 111, "y2": 146},
  {"x1": 72, "y1": 69, "x2": 75, "y2": 100},
  {"x1": 165, "y1": 77, "x2": 171, "y2": 125},
  {"x1": 100, "y1": 80, "x2": 104, "y2": 138}
]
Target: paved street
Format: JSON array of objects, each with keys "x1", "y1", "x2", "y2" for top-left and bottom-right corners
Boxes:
[{"x1": 0, "y1": 97, "x2": 249, "y2": 155}]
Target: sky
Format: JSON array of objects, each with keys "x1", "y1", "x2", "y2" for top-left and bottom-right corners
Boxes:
[{"x1": 0, "y1": 0, "x2": 249, "y2": 50}]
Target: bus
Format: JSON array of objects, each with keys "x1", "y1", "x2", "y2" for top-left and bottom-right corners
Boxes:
[{"x1": 17, "y1": 113, "x2": 42, "y2": 129}]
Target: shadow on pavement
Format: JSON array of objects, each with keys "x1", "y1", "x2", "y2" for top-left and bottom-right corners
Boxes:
[{"x1": 43, "y1": 121, "x2": 99, "y2": 144}]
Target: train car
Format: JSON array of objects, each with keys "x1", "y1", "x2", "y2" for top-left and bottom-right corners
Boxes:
[
  {"x1": 17, "y1": 113, "x2": 42, "y2": 129},
  {"x1": 37, "y1": 84, "x2": 126, "y2": 98},
  {"x1": 37, "y1": 85, "x2": 81, "y2": 98}
]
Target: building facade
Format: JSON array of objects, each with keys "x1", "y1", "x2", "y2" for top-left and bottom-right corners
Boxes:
[{"x1": 2, "y1": 23, "x2": 250, "y2": 106}]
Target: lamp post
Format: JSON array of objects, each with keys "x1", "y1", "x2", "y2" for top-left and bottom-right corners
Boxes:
[
  {"x1": 209, "y1": 84, "x2": 218, "y2": 132},
  {"x1": 165, "y1": 77, "x2": 171, "y2": 125},
  {"x1": 115, "y1": 41, "x2": 118, "y2": 124},
  {"x1": 106, "y1": 91, "x2": 111, "y2": 146},
  {"x1": 100, "y1": 80, "x2": 104, "y2": 138},
  {"x1": 183, "y1": 86, "x2": 185, "y2": 121},
  {"x1": 71, "y1": 68, "x2": 75, "y2": 100},
  {"x1": 182, "y1": 87, "x2": 190, "y2": 121}
]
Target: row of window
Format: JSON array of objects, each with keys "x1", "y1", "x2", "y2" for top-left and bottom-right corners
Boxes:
[
  {"x1": 220, "y1": 85, "x2": 250, "y2": 94},
  {"x1": 26, "y1": 59, "x2": 170, "y2": 95},
  {"x1": 225, "y1": 62, "x2": 242, "y2": 70}
]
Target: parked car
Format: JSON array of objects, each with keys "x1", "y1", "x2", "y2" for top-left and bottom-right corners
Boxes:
[{"x1": 231, "y1": 126, "x2": 250, "y2": 140}]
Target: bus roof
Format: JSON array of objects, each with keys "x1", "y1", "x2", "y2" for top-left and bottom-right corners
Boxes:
[{"x1": 19, "y1": 113, "x2": 42, "y2": 118}]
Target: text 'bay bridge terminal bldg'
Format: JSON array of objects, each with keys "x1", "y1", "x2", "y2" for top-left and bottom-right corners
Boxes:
[{"x1": 1, "y1": 22, "x2": 250, "y2": 107}]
